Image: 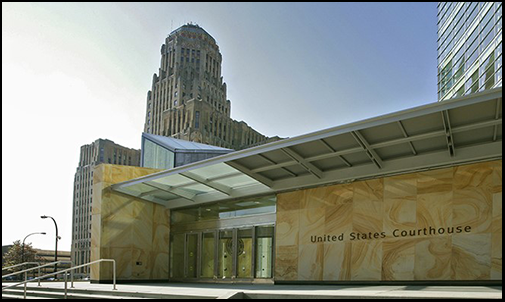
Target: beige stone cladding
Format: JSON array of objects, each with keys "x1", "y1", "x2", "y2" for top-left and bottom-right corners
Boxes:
[
  {"x1": 90, "y1": 164, "x2": 169, "y2": 282},
  {"x1": 275, "y1": 160, "x2": 502, "y2": 282}
]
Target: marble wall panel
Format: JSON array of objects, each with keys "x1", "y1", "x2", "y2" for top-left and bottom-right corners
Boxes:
[
  {"x1": 382, "y1": 238, "x2": 416, "y2": 281},
  {"x1": 298, "y1": 244, "x2": 324, "y2": 280},
  {"x1": 277, "y1": 190, "x2": 302, "y2": 212},
  {"x1": 131, "y1": 248, "x2": 151, "y2": 280},
  {"x1": 305, "y1": 184, "x2": 353, "y2": 208},
  {"x1": 299, "y1": 208, "x2": 325, "y2": 245},
  {"x1": 325, "y1": 203, "x2": 353, "y2": 236},
  {"x1": 91, "y1": 164, "x2": 168, "y2": 282},
  {"x1": 353, "y1": 199, "x2": 383, "y2": 235},
  {"x1": 452, "y1": 234, "x2": 491, "y2": 280},
  {"x1": 384, "y1": 174, "x2": 417, "y2": 199},
  {"x1": 492, "y1": 162, "x2": 502, "y2": 193},
  {"x1": 151, "y1": 251, "x2": 169, "y2": 279},
  {"x1": 132, "y1": 200, "x2": 153, "y2": 225},
  {"x1": 353, "y1": 179, "x2": 383, "y2": 202},
  {"x1": 454, "y1": 161, "x2": 494, "y2": 191},
  {"x1": 417, "y1": 167, "x2": 453, "y2": 195},
  {"x1": 492, "y1": 192, "x2": 502, "y2": 233},
  {"x1": 491, "y1": 233, "x2": 502, "y2": 280},
  {"x1": 453, "y1": 188, "x2": 492, "y2": 233},
  {"x1": 275, "y1": 245, "x2": 298, "y2": 281},
  {"x1": 132, "y1": 218, "x2": 153, "y2": 249},
  {"x1": 276, "y1": 210, "x2": 299, "y2": 247},
  {"x1": 416, "y1": 191, "x2": 453, "y2": 230},
  {"x1": 383, "y1": 198, "x2": 416, "y2": 235},
  {"x1": 351, "y1": 240, "x2": 382, "y2": 281},
  {"x1": 275, "y1": 160, "x2": 502, "y2": 282},
  {"x1": 414, "y1": 237, "x2": 452, "y2": 280},
  {"x1": 323, "y1": 242, "x2": 351, "y2": 281},
  {"x1": 152, "y1": 223, "x2": 170, "y2": 252}
]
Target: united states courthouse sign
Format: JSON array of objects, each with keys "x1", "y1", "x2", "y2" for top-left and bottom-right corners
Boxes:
[{"x1": 275, "y1": 160, "x2": 502, "y2": 282}]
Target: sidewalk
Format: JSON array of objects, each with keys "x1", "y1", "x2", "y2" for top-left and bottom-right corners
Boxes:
[{"x1": 17, "y1": 281, "x2": 503, "y2": 299}]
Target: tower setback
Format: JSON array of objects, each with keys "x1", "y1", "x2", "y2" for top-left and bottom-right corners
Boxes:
[{"x1": 144, "y1": 23, "x2": 279, "y2": 150}]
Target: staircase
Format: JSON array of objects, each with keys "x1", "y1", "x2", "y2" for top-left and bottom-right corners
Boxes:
[{"x1": 2, "y1": 284, "x2": 215, "y2": 299}]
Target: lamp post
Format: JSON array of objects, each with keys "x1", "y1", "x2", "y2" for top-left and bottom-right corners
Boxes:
[
  {"x1": 22, "y1": 232, "x2": 46, "y2": 263},
  {"x1": 41, "y1": 215, "x2": 60, "y2": 275}
]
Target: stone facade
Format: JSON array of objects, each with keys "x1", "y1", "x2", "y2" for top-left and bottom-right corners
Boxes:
[
  {"x1": 144, "y1": 23, "x2": 279, "y2": 150},
  {"x1": 72, "y1": 139, "x2": 141, "y2": 277},
  {"x1": 90, "y1": 164, "x2": 169, "y2": 282},
  {"x1": 275, "y1": 160, "x2": 502, "y2": 282}
]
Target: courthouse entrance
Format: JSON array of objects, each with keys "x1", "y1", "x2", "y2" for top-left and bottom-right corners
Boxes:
[{"x1": 169, "y1": 196, "x2": 275, "y2": 282}]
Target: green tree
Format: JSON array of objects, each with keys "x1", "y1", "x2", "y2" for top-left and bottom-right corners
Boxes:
[{"x1": 3, "y1": 240, "x2": 40, "y2": 278}]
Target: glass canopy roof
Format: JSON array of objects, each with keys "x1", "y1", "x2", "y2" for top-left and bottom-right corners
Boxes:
[{"x1": 112, "y1": 87, "x2": 502, "y2": 209}]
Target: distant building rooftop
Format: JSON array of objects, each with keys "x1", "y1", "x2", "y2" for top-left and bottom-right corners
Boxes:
[{"x1": 168, "y1": 23, "x2": 216, "y2": 44}]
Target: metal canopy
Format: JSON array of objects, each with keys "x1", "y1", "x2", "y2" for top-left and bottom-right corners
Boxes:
[{"x1": 112, "y1": 88, "x2": 502, "y2": 209}]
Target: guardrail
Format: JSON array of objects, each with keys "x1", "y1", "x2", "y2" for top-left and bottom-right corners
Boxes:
[
  {"x1": 2, "y1": 261, "x2": 71, "y2": 296},
  {"x1": 2, "y1": 262, "x2": 42, "y2": 286},
  {"x1": 2, "y1": 262, "x2": 41, "y2": 272},
  {"x1": 2, "y1": 259, "x2": 116, "y2": 299}
]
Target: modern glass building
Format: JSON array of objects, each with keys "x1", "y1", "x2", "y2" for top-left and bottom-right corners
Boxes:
[{"x1": 437, "y1": 2, "x2": 502, "y2": 101}]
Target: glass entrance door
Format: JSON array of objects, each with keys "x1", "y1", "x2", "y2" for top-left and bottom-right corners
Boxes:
[
  {"x1": 200, "y1": 231, "x2": 216, "y2": 278},
  {"x1": 185, "y1": 233, "x2": 198, "y2": 278},
  {"x1": 218, "y1": 229, "x2": 234, "y2": 279},
  {"x1": 255, "y1": 225, "x2": 274, "y2": 278},
  {"x1": 171, "y1": 225, "x2": 274, "y2": 281},
  {"x1": 236, "y1": 228, "x2": 253, "y2": 278}
]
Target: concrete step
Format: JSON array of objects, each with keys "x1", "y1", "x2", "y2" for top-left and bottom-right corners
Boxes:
[
  {"x1": 2, "y1": 286, "x2": 210, "y2": 299},
  {"x1": 2, "y1": 288, "x2": 140, "y2": 299}
]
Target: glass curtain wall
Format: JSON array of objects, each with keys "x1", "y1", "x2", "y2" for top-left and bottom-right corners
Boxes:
[{"x1": 437, "y1": 2, "x2": 502, "y2": 101}]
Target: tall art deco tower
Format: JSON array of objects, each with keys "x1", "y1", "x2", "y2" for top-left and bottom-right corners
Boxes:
[{"x1": 144, "y1": 23, "x2": 278, "y2": 150}]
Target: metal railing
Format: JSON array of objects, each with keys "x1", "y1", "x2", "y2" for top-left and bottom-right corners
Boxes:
[
  {"x1": 2, "y1": 262, "x2": 41, "y2": 286},
  {"x1": 2, "y1": 261, "x2": 71, "y2": 296},
  {"x1": 2, "y1": 259, "x2": 116, "y2": 299},
  {"x1": 2, "y1": 262, "x2": 41, "y2": 272}
]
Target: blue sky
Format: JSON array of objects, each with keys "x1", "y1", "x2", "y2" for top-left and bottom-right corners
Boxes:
[{"x1": 2, "y1": 2, "x2": 437, "y2": 250}]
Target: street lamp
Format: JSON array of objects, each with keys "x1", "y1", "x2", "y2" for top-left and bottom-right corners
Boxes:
[
  {"x1": 22, "y1": 232, "x2": 46, "y2": 263},
  {"x1": 41, "y1": 215, "x2": 60, "y2": 274}
]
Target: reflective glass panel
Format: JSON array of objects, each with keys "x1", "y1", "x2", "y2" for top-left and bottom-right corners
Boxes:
[
  {"x1": 186, "y1": 233, "x2": 198, "y2": 278},
  {"x1": 170, "y1": 233, "x2": 184, "y2": 278},
  {"x1": 200, "y1": 232, "x2": 216, "y2": 278},
  {"x1": 142, "y1": 138, "x2": 175, "y2": 169},
  {"x1": 255, "y1": 225, "x2": 274, "y2": 278},
  {"x1": 237, "y1": 228, "x2": 253, "y2": 278},
  {"x1": 218, "y1": 230, "x2": 234, "y2": 279}
]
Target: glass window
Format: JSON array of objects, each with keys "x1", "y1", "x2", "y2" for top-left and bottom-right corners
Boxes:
[
  {"x1": 171, "y1": 195, "x2": 276, "y2": 224},
  {"x1": 195, "y1": 111, "x2": 200, "y2": 129},
  {"x1": 466, "y1": 69, "x2": 479, "y2": 94},
  {"x1": 142, "y1": 138, "x2": 175, "y2": 169},
  {"x1": 255, "y1": 225, "x2": 274, "y2": 278},
  {"x1": 479, "y1": 52, "x2": 495, "y2": 90}
]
